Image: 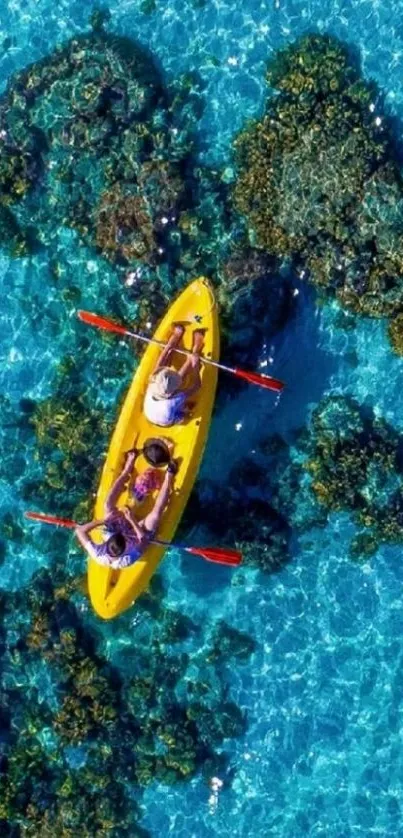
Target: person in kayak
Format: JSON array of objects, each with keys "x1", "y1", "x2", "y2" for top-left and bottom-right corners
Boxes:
[
  {"x1": 75, "y1": 450, "x2": 178, "y2": 569},
  {"x1": 144, "y1": 324, "x2": 205, "y2": 427}
]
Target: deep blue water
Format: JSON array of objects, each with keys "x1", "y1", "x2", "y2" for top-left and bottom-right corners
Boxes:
[{"x1": 2, "y1": 0, "x2": 403, "y2": 835}]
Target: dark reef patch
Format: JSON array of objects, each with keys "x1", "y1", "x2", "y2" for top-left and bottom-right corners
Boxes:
[
  {"x1": 233, "y1": 33, "x2": 403, "y2": 353},
  {"x1": 0, "y1": 559, "x2": 253, "y2": 834},
  {"x1": 0, "y1": 13, "x2": 298, "y2": 345},
  {"x1": 182, "y1": 395, "x2": 403, "y2": 566},
  {"x1": 302, "y1": 395, "x2": 403, "y2": 557}
]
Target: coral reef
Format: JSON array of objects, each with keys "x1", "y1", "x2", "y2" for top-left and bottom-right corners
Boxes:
[
  {"x1": 233, "y1": 33, "x2": 403, "y2": 346},
  {"x1": 0, "y1": 104, "x2": 42, "y2": 204},
  {"x1": 95, "y1": 186, "x2": 156, "y2": 264},
  {"x1": 0, "y1": 205, "x2": 34, "y2": 256},
  {"x1": 28, "y1": 393, "x2": 112, "y2": 516},
  {"x1": 0, "y1": 14, "x2": 239, "y2": 300},
  {"x1": 0, "y1": 15, "x2": 190, "y2": 277},
  {"x1": 302, "y1": 395, "x2": 403, "y2": 553},
  {"x1": 388, "y1": 313, "x2": 403, "y2": 356},
  {"x1": 0, "y1": 13, "x2": 293, "y2": 336},
  {"x1": 181, "y1": 449, "x2": 293, "y2": 573},
  {"x1": 0, "y1": 536, "x2": 252, "y2": 835},
  {"x1": 0, "y1": 12, "x2": 303, "y2": 354},
  {"x1": 206, "y1": 621, "x2": 256, "y2": 662},
  {"x1": 182, "y1": 396, "x2": 403, "y2": 563}
]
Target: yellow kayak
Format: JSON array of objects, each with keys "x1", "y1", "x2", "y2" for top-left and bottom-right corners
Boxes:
[{"x1": 89, "y1": 277, "x2": 219, "y2": 619}]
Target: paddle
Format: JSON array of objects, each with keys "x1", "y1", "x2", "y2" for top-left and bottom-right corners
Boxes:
[
  {"x1": 24, "y1": 512, "x2": 242, "y2": 567},
  {"x1": 77, "y1": 310, "x2": 285, "y2": 393}
]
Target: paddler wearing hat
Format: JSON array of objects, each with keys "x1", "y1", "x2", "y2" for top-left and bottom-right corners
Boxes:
[
  {"x1": 143, "y1": 324, "x2": 205, "y2": 427},
  {"x1": 75, "y1": 446, "x2": 178, "y2": 569}
]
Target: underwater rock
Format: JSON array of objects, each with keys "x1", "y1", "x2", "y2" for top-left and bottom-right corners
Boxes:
[
  {"x1": 388, "y1": 313, "x2": 403, "y2": 356},
  {"x1": 0, "y1": 20, "x2": 186, "y2": 272},
  {"x1": 95, "y1": 185, "x2": 156, "y2": 264},
  {"x1": 233, "y1": 33, "x2": 403, "y2": 348},
  {"x1": 0, "y1": 205, "x2": 34, "y2": 257},
  {"x1": 30, "y1": 393, "x2": 113, "y2": 514},
  {"x1": 206, "y1": 620, "x2": 256, "y2": 662},
  {"x1": 0, "y1": 553, "x2": 246, "y2": 834},
  {"x1": 301, "y1": 395, "x2": 403, "y2": 555},
  {"x1": 182, "y1": 456, "x2": 293, "y2": 573}
]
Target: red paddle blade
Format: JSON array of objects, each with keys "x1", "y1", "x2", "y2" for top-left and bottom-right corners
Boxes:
[
  {"x1": 78, "y1": 310, "x2": 130, "y2": 338},
  {"x1": 25, "y1": 511, "x2": 77, "y2": 529},
  {"x1": 186, "y1": 546, "x2": 242, "y2": 566},
  {"x1": 234, "y1": 367, "x2": 284, "y2": 393}
]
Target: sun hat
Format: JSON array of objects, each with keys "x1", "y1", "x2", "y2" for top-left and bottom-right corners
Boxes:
[
  {"x1": 142, "y1": 437, "x2": 172, "y2": 466},
  {"x1": 149, "y1": 367, "x2": 182, "y2": 399}
]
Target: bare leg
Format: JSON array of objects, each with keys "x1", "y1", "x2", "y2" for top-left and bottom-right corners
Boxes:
[
  {"x1": 140, "y1": 470, "x2": 175, "y2": 533},
  {"x1": 104, "y1": 451, "x2": 137, "y2": 516},
  {"x1": 154, "y1": 324, "x2": 185, "y2": 373},
  {"x1": 191, "y1": 329, "x2": 206, "y2": 355},
  {"x1": 177, "y1": 329, "x2": 205, "y2": 380},
  {"x1": 177, "y1": 329, "x2": 205, "y2": 394}
]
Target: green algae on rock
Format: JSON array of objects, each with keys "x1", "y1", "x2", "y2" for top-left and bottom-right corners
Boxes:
[{"x1": 233, "y1": 34, "x2": 403, "y2": 346}]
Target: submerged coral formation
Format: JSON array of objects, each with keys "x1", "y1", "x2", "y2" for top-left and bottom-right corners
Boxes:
[
  {"x1": 302, "y1": 395, "x2": 403, "y2": 555},
  {"x1": 0, "y1": 12, "x2": 298, "y2": 338},
  {"x1": 0, "y1": 19, "x2": 178, "y2": 269},
  {"x1": 95, "y1": 186, "x2": 156, "y2": 264},
  {"x1": 182, "y1": 396, "x2": 403, "y2": 565},
  {"x1": 0, "y1": 14, "x2": 237, "y2": 302},
  {"x1": 27, "y1": 393, "x2": 112, "y2": 517},
  {"x1": 0, "y1": 205, "x2": 34, "y2": 257},
  {"x1": 233, "y1": 34, "x2": 403, "y2": 349},
  {"x1": 0, "y1": 556, "x2": 252, "y2": 834},
  {"x1": 388, "y1": 313, "x2": 403, "y2": 355},
  {"x1": 181, "y1": 446, "x2": 293, "y2": 573}
]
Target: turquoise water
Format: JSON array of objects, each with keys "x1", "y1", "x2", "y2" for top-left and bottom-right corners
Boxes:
[{"x1": 2, "y1": 1, "x2": 403, "y2": 836}]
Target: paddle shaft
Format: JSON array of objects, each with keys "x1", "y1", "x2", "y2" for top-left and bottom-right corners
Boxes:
[
  {"x1": 125, "y1": 327, "x2": 218, "y2": 366},
  {"x1": 151, "y1": 537, "x2": 192, "y2": 552},
  {"x1": 107, "y1": 325, "x2": 281, "y2": 388},
  {"x1": 77, "y1": 311, "x2": 284, "y2": 392},
  {"x1": 24, "y1": 512, "x2": 241, "y2": 566}
]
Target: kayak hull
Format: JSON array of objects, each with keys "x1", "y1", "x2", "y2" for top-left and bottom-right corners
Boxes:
[{"x1": 88, "y1": 278, "x2": 219, "y2": 619}]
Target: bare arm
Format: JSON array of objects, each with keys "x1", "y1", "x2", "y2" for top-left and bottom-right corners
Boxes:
[
  {"x1": 104, "y1": 451, "x2": 138, "y2": 515},
  {"x1": 122, "y1": 507, "x2": 147, "y2": 545},
  {"x1": 75, "y1": 519, "x2": 104, "y2": 553},
  {"x1": 183, "y1": 372, "x2": 201, "y2": 398}
]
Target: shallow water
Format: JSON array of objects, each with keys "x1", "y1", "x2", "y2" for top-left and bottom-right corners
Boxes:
[{"x1": 2, "y1": 0, "x2": 403, "y2": 835}]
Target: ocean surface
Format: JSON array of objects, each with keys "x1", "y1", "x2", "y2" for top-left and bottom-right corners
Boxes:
[{"x1": 2, "y1": 0, "x2": 403, "y2": 836}]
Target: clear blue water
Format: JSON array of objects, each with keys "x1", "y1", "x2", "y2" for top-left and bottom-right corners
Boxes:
[{"x1": 2, "y1": 0, "x2": 403, "y2": 835}]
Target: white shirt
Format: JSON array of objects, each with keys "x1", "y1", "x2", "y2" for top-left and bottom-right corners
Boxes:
[{"x1": 143, "y1": 386, "x2": 187, "y2": 427}]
